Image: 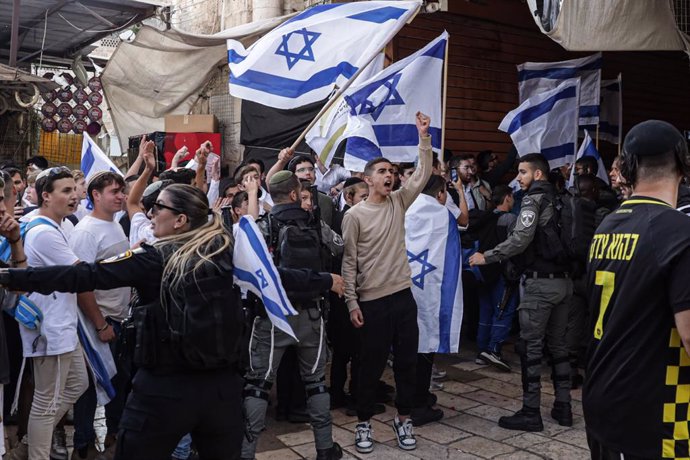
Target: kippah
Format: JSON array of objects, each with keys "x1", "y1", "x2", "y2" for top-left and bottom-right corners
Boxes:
[
  {"x1": 287, "y1": 154, "x2": 313, "y2": 172},
  {"x1": 86, "y1": 170, "x2": 110, "y2": 188},
  {"x1": 343, "y1": 177, "x2": 364, "y2": 188},
  {"x1": 623, "y1": 120, "x2": 685, "y2": 158},
  {"x1": 270, "y1": 170, "x2": 294, "y2": 187},
  {"x1": 143, "y1": 180, "x2": 164, "y2": 198}
]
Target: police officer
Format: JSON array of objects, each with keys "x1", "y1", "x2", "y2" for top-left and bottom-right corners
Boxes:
[
  {"x1": 469, "y1": 153, "x2": 573, "y2": 432},
  {"x1": 242, "y1": 170, "x2": 343, "y2": 460}
]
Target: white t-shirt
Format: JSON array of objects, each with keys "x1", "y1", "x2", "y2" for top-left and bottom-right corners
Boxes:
[
  {"x1": 22, "y1": 215, "x2": 79, "y2": 357},
  {"x1": 129, "y1": 212, "x2": 156, "y2": 247},
  {"x1": 20, "y1": 208, "x2": 76, "y2": 238},
  {"x1": 74, "y1": 199, "x2": 91, "y2": 221},
  {"x1": 69, "y1": 215, "x2": 131, "y2": 321}
]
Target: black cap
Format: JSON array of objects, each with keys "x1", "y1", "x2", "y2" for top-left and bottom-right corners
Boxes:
[
  {"x1": 623, "y1": 120, "x2": 685, "y2": 158},
  {"x1": 287, "y1": 154, "x2": 314, "y2": 172}
]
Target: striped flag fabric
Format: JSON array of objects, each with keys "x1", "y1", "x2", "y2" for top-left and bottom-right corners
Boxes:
[
  {"x1": 76, "y1": 310, "x2": 117, "y2": 405},
  {"x1": 499, "y1": 78, "x2": 580, "y2": 169},
  {"x1": 405, "y1": 194, "x2": 463, "y2": 353},
  {"x1": 341, "y1": 31, "x2": 447, "y2": 171},
  {"x1": 227, "y1": 1, "x2": 421, "y2": 109},
  {"x1": 232, "y1": 216, "x2": 298, "y2": 339},
  {"x1": 518, "y1": 53, "x2": 602, "y2": 125},
  {"x1": 81, "y1": 134, "x2": 122, "y2": 211},
  {"x1": 568, "y1": 130, "x2": 610, "y2": 188}
]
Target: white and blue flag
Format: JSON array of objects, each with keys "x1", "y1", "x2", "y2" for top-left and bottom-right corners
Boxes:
[
  {"x1": 233, "y1": 216, "x2": 298, "y2": 339},
  {"x1": 596, "y1": 75, "x2": 622, "y2": 145},
  {"x1": 81, "y1": 134, "x2": 122, "y2": 210},
  {"x1": 499, "y1": 78, "x2": 580, "y2": 169},
  {"x1": 77, "y1": 311, "x2": 117, "y2": 405},
  {"x1": 518, "y1": 53, "x2": 601, "y2": 125},
  {"x1": 227, "y1": 1, "x2": 421, "y2": 109},
  {"x1": 341, "y1": 31, "x2": 447, "y2": 171},
  {"x1": 405, "y1": 194, "x2": 463, "y2": 353},
  {"x1": 568, "y1": 130, "x2": 609, "y2": 188}
]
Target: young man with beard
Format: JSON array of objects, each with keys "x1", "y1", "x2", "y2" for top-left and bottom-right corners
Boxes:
[
  {"x1": 22, "y1": 167, "x2": 89, "y2": 459},
  {"x1": 69, "y1": 172, "x2": 130, "y2": 460},
  {"x1": 342, "y1": 112, "x2": 432, "y2": 454}
]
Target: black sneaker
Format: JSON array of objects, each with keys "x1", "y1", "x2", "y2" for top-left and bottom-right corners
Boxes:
[
  {"x1": 411, "y1": 406, "x2": 444, "y2": 426},
  {"x1": 571, "y1": 373, "x2": 584, "y2": 389},
  {"x1": 475, "y1": 353, "x2": 488, "y2": 365},
  {"x1": 316, "y1": 442, "x2": 343, "y2": 460},
  {"x1": 479, "y1": 351, "x2": 511, "y2": 372},
  {"x1": 498, "y1": 407, "x2": 544, "y2": 432},
  {"x1": 551, "y1": 402, "x2": 573, "y2": 427}
]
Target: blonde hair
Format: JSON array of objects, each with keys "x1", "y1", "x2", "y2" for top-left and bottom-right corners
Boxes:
[
  {"x1": 27, "y1": 171, "x2": 39, "y2": 186},
  {"x1": 72, "y1": 170, "x2": 85, "y2": 182},
  {"x1": 153, "y1": 184, "x2": 233, "y2": 305}
]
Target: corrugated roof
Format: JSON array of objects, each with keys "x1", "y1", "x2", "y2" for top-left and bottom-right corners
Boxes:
[{"x1": 0, "y1": 0, "x2": 161, "y2": 68}]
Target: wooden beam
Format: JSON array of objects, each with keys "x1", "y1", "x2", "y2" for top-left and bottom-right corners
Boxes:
[{"x1": 9, "y1": 0, "x2": 21, "y2": 67}]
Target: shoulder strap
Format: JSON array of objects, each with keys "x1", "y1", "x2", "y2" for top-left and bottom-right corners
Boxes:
[{"x1": 24, "y1": 217, "x2": 65, "y2": 244}]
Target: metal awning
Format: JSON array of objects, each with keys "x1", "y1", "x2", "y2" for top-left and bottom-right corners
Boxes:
[{"x1": 0, "y1": 0, "x2": 162, "y2": 68}]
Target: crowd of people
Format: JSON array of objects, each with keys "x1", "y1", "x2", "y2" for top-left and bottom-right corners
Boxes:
[{"x1": 0, "y1": 112, "x2": 686, "y2": 460}]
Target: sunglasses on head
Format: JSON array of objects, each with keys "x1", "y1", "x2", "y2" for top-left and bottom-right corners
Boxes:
[{"x1": 36, "y1": 166, "x2": 71, "y2": 181}]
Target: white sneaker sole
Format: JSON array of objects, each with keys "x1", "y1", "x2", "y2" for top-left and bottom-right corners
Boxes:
[
  {"x1": 397, "y1": 440, "x2": 417, "y2": 451},
  {"x1": 355, "y1": 443, "x2": 374, "y2": 454}
]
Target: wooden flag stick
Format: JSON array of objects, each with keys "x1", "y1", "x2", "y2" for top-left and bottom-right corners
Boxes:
[
  {"x1": 440, "y1": 35, "x2": 449, "y2": 155},
  {"x1": 595, "y1": 123, "x2": 600, "y2": 150}
]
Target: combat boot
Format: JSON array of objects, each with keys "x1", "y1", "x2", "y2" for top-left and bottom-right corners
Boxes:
[
  {"x1": 498, "y1": 407, "x2": 543, "y2": 432},
  {"x1": 316, "y1": 442, "x2": 343, "y2": 460},
  {"x1": 551, "y1": 401, "x2": 573, "y2": 426}
]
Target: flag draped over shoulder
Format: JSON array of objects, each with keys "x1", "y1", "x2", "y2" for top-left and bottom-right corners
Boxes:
[
  {"x1": 405, "y1": 194, "x2": 463, "y2": 354},
  {"x1": 305, "y1": 53, "x2": 385, "y2": 166},
  {"x1": 568, "y1": 130, "x2": 610, "y2": 188},
  {"x1": 518, "y1": 53, "x2": 601, "y2": 126},
  {"x1": 232, "y1": 216, "x2": 298, "y2": 339},
  {"x1": 499, "y1": 78, "x2": 580, "y2": 169},
  {"x1": 227, "y1": 1, "x2": 421, "y2": 109},
  {"x1": 341, "y1": 31, "x2": 447, "y2": 172}
]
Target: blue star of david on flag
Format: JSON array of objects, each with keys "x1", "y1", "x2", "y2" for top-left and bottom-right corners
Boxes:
[
  {"x1": 255, "y1": 269, "x2": 269, "y2": 289},
  {"x1": 275, "y1": 27, "x2": 321, "y2": 70},
  {"x1": 407, "y1": 249, "x2": 437, "y2": 290},
  {"x1": 357, "y1": 73, "x2": 405, "y2": 121}
]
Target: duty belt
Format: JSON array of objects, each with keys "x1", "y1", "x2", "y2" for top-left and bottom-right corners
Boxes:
[{"x1": 527, "y1": 272, "x2": 569, "y2": 279}]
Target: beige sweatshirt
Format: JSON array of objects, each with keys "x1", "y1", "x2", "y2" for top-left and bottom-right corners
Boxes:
[{"x1": 341, "y1": 135, "x2": 433, "y2": 312}]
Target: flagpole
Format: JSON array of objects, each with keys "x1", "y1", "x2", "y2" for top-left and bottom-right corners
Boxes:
[
  {"x1": 617, "y1": 72, "x2": 622, "y2": 156},
  {"x1": 595, "y1": 124, "x2": 600, "y2": 150},
  {"x1": 440, "y1": 35, "x2": 449, "y2": 155},
  {"x1": 289, "y1": 5, "x2": 423, "y2": 151}
]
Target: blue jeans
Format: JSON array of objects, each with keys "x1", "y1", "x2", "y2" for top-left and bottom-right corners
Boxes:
[
  {"x1": 477, "y1": 276, "x2": 518, "y2": 354},
  {"x1": 73, "y1": 320, "x2": 127, "y2": 450},
  {"x1": 172, "y1": 434, "x2": 192, "y2": 459}
]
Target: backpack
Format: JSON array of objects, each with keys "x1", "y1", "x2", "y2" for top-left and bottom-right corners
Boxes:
[{"x1": 266, "y1": 214, "x2": 324, "y2": 302}]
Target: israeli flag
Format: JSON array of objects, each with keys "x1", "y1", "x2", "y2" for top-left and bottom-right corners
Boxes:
[
  {"x1": 518, "y1": 53, "x2": 601, "y2": 125},
  {"x1": 233, "y1": 216, "x2": 298, "y2": 339},
  {"x1": 499, "y1": 78, "x2": 580, "y2": 169},
  {"x1": 405, "y1": 194, "x2": 463, "y2": 354},
  {"x1": 341, "y1": 31, "x2": 447, "y2": 172},
  {"x1": 568, "y1": 130, "x2": 610, "y2": 188},
  {"x1": 305, "y1": 53, "x2": 385, "y2": 167},
  {"x1": 81, "y1": 134, "x2": 123, "y2": 210},
  {"x1": 597, "y1": 75, "x2": 622, "y2": 145},
  {"x1": 227, "y1": 1, "x2": 421, "y2": 109},
  {"x1": 76, "y1": 311, "x2": 117, "y2": 405}
]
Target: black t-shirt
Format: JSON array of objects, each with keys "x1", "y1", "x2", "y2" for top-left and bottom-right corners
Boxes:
[{"x1": 584, "y1": 197, "x2": 690, "y2": 458}]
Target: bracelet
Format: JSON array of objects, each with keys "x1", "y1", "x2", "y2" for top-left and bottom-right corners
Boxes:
[
  {"x1": 7, "y1": 236, "x2": 20, "y2": 245},
  {"x1": 10, "y1": 258, "x2": 26, "y2": 265},
  {"x1": 96, "y1": 323, "x2": 109, "y2": 333}
]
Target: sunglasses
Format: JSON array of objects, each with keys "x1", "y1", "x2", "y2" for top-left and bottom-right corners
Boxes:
[
  {"x1": 36, "y1": 166, "x2": 71, "y2": 181},
  {"x1": 151, "y1": 201, "x2": 183, "y2": 215}
]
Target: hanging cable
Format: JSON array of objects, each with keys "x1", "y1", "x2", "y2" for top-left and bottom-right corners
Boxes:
[{"x1": 57, "y1": 12, "x2": 139, "y2": 33}]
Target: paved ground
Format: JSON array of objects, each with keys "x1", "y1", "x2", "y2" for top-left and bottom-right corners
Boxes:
[
  {"x1": 254, "y1": 343, "x2": 589, "y2": 460},
  {"x1": 3, "y1": 344, "x2": 589, "y2": 459}
]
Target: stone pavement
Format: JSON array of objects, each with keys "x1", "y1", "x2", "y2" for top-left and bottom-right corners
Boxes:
[{"x1": 255, "y1": 344, "x2": 590, "y2": 460}]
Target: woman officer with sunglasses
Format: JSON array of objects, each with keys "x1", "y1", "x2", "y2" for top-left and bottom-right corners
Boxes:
[{"x1": 0, "y1": 168, "x2": 343, "y2": 459}]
